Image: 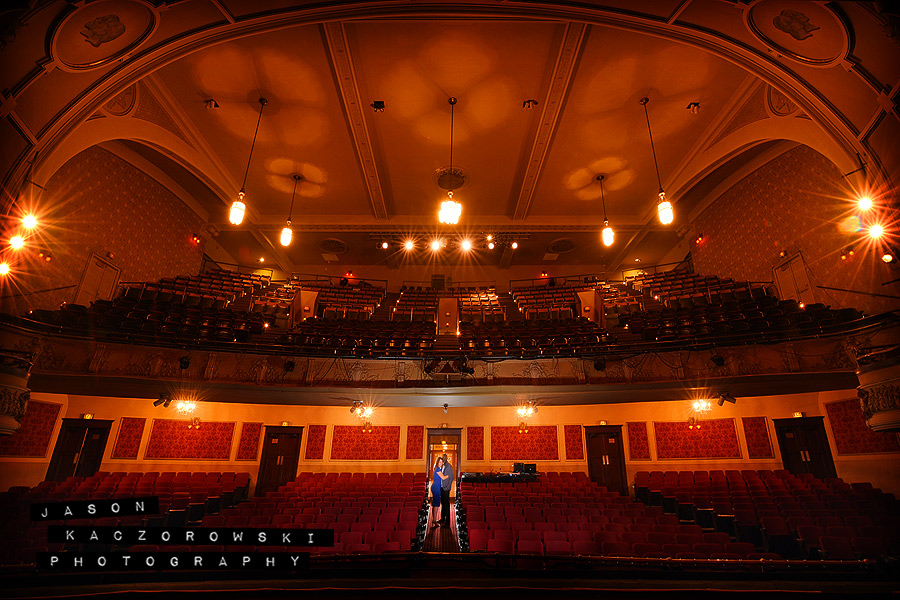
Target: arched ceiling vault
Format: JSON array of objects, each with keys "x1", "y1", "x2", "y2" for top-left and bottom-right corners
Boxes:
[{"x1": 1, "y1": 1, "x2": 896, "y2": 274}]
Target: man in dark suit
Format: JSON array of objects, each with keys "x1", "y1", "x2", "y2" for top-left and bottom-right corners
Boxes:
[{"x1": 439, "y1": 454, "x2": 453, "y2": 526}]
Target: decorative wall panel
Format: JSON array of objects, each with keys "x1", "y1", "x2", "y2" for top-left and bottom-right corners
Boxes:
[
  {"x1": 626, "y1": 422, "x2": 651, "y2": 461},
  {"x1": 235, "y1": 422, "x2": 263, "y2": 461},
  {"x1": 405, "y1": 425, "x2": 424, "y2": 460},
  {"x1": 490, "y1": 426, "x2": 559, "y2": 461},
  {"x1": 467, "y1": 426, "x2": 484, "y2": 461},
  {"x1": 564, "y1": 425, "x2": 584, "y2": 460},
  {"x1": 305, "y1": 424, "x2": 327, "y2": 460},
  {"x1": 654, "y1": 419, "x2": 741, "y2": 459},
  {"x1": 825, "y1": 399, "x2": 900, "y2": 454},
  {"x1": 0, "y1": 401, "x2": 61, "y2": 457},
  {"x1": 110, "y1": 417, "x2": 145, "y2": 459},
  {"x1": 330, "y1": 425, "x2": 400, "y2": 460},
  {"x1": 144, "y1": 419, "x2": 234, "y2": 460},
  {"x1": 742, "y1": 416, "x2": 774, "y2": 458}
]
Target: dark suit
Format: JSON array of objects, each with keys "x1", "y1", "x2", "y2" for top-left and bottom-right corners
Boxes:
[{"x1": 440, "y1": 462, "x2": 453, "y2": 524}]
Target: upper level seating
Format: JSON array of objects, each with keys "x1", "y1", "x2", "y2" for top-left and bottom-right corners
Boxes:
[
  {"x1": 632, "y1": 469, "x2": 899, "y2": 560},
  {"x1": 450, "y1": 287, "x2": 503, "y2": 322},
  {"x1": 283, "y1": 318, "x2": 436, "y2": 356},
  {"x1": 629, "y1": 271, "x2": 774, "y2": 310},
  {"x1": 459, "y1": 318, "x2": 604, "y2": 357},
  {"x1": 0, "y1": 471, "x2": 251, "y2": 566},
  {"x1": 510, "y1": 283, "x2": 585, "y2": 320},
  {"x1": 394, "y1": 287, "x2": 438, "y2": 322}
]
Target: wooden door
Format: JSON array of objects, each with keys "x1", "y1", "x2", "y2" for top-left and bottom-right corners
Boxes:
[
  {"x1": 585, "y1": 425, "x2": 627, "y2": 495},
  {"x1": 45, "y1": 418, "x2": 112, "y2": 482},
  {"x1": 256, "y1": 426, "x2": 303, "y2": 496},
  {"x1": 773, "y1": 417, "x2": 837, "y2": 479}
]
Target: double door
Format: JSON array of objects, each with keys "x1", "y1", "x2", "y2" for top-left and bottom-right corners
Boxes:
[
  {"x1": 256, "y1": 426, "x2": 303, "y2": 496},
  {"x1": 585, "y1": 425, "x2": 627, "y2": 495},
  {"x1": 46, "y1": 418, "x2": 112, "y2": 482},
  {"x1": 773, "y1": 417, "x2": 836, "y2": 479}
]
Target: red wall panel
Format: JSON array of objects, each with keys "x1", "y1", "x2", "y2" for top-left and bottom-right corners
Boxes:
[
  {"x1": 742, "y1": 416, "x2": 774, "y2": 458},
  {"x1": 0, "y1": 400, "x2": 61, "y2": 457},
  {"x1": 144, "y1": 419, "x2": 235, "y2": 460},
  {"x1": 405, "y1": 425, "x2": 424, "y2": 460},
  {"x1": 305, "y1": 424, "x2": 327, "y2": 460},
  {"x1": 654, "y1": 418, "x2": 741, "y2": 459},
  {"x1": 467, "y1": 426, "x2": 484, "y2": 461},
  {"x1": 626, "y1": 422, "x2": 651, "y2": 460},
  {"x1": 490, "y1": 426, "x2": 559, "y2": 461},
  {"x1": 564, "y1": 425, "x2": 584, "y2": 460},
  {"x1": 235, "y1": 422, "x2": 263, "y2": 461},
  {"x1": 330, "y1": 425, "x2": 400, "y2": 460},
  {"x1": 110, "y1": 417, "x2": 145, "y2": 459},
  {"x1": 825, "y1": 399, "x2": 900, "y2": 455}
]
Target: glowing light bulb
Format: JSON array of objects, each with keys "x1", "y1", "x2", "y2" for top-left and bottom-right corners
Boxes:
[
  {"x1": 883, "y1": 253, "x2": 894, "y2": 264},
  {"x1": 487, "y1": 241, "x2": 495, "y2": 250},
  {"x1": 601, "y1": 221, "x2": 614, "y2": 247},
  {"x1": 22, "y1": 215, "x2": 37, "y2": 229},
  {"x1": 431, "y1": 239, "x2": 441, "y2": 251},
  {"x1": 858, "y1": 196, "x2": 873, "y2": 211},
  {"x1": 461, "y1": 239, "x2": 472, "y2": 251},
  {"x1": 868, "y1": 224, "x2": 884, "y2": 239},
  {"x1": 9, "y1": 235, "x2": 24, "y2": 250},
  {"x1": 0, "y1": 263, "x2": 9, "y2": 275},
  {"x1": 229, "y1": 191, "x2": 246, "y2": 225},
  {"x1": 438, "y1": 197, "x2": 461, "y2": 224},
  {"x1": 404, "y1": 240, "x2": 414, "y2": 251},
  {"x1": 511, "y1": 242, "x2": 518, "y2": 249},
  {"x1": 381, "y1": 241, "x2": 389, "y2": 250},
  {"x1": 280, "y1": 225, "x2": 292, "y2": 246},
  {"x1": 657, "y1": 190, "x2": 674, "y2": 225}
]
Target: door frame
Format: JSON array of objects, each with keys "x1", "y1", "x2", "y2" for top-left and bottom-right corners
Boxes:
[
  {"x1": 45, "y1": 418, "x2": 113, "y2": 482},
  {"x1": 584, "y1": 425, "x2": 627, "y2": 495},
  {"x1": 772, "y1": 416, "x2": 837, "y2": 478},
  {"x1": 256, "y1": 425, "x2": 304, "y2": 497}
]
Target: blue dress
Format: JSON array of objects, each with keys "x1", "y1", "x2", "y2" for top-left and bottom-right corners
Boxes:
[{"x1": 431, "y1": 468, "x2": 442, "y2": 507}]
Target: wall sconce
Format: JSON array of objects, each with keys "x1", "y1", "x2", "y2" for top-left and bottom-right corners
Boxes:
[
  {"x1": 599, "y1": 420, "x2": 608, "y2": 426},
  {"x1": 281, "y1": 421, "x2": 290, "y2": 427},
  {"x1": 443, "y1": 403, "x2": 449, "y2": 414},
  {"x1": 792, "y1": 411, "x2": 805, "y2": 418},
  {"x1": 187, "y1": 417, "x2": 201, "y2": 429},
  {"x1": 687, "y1": 416, "x2": 701, "y2": 430},
  {"x1": 81, "y1": 413, "x2": 94, "y2": 420}
]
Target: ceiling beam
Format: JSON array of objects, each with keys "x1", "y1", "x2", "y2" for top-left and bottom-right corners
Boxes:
[
  {"x1": 322, "y1": 21, "x2": 389, "y2": 221},
  {"x1": 511, "y1": 22, "x2": 587, "y2": 221}
]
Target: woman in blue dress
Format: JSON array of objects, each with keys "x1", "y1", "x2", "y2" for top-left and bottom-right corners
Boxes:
[{"x1": 431, "y1": 457, "x2": 448, "y2": 527}]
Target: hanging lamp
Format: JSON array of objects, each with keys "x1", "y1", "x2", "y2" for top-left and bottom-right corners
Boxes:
[
  {"x1": 598, "y1": 174, "x2": 614, "y2": 247},
  {"x1": 230, "y1": 97, "x2": 268, "y2": 226},
  {"x1": 640, "y1": 96, "x2": 673, "y2": 226},
  {"x1": 281, "y1": 174, "x2": 301, "y2": 246},
  {"x1": 438, "y1": 97, "x2": 462, "y2": 225}
]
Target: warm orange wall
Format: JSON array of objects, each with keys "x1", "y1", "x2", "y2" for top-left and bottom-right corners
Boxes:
[
  {"x1": 2, "y1": 146, "x2": 205, "y2": 315},
  {"x1": 691, "y1": 145, "x2": 896, "y2": 315},
  {"x1": 3, "y1": 389, "x2": 897, "y2": 495}
]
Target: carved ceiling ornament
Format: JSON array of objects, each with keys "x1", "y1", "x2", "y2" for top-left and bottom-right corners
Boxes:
[
  {"x1": 49, "y1": 0, "x2": 158, "y2": 72},
  {"x1": 745, "y1": 1, "x2": 850, "y2": 66}
]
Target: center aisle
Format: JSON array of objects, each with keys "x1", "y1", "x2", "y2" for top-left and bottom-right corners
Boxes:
[{"x1": 423, "y1": 500, "x2": 460, "y2": 552}]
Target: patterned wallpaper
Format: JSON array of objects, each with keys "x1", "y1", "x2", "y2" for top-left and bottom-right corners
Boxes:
[
  {"x1": 144, "y1": 419, "x2": 235, "y2": 460},
  {"x1": 330, "y1": 425, "x2": 400, "y2": 460},
  {"x1": 405, "y1": 425, "x2": 424, "y2": 460},
  {"x1": 235, "y1": 422, "x2": 263, "y2": 461},
  {"x1": 467, "y1": 426, "x2": 484, "y2": 461},
  {"x1": 691, "y1": 145, "x2": 894, "y2": 315},
  {"x1": 564, "y1": 425, "x2": 584, "y2": 460},
  {"x1": 110, "y1": 417, "x2": 145, "y2": 459},
  {"x1": 742, "y1": 416, "x2": 774, "y2": 458},
  {"x1": 490, "y1": 426, "x2": 559, "y2": 461},
  {"x1": 626, "y1": 422, "x2": 652, "y2": 461},
  {"x1": 654, "y1": 418, "x2": 741, "y2": 459},
  {"x1": 825, "y1": 399, "x2": 900, "y2": 455},
  {"x1": 17, "y1": 146, "x2": 204, "y2": 313},
  {"x1": 0, "y1": 401, "x2": 61, "y2": 457},
  {"x1": 305, "y1": 424, "x2": 327, "y2": 460}
]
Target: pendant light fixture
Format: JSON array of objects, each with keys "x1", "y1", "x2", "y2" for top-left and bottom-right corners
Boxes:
[
  {"x1": 230, "y1": 97, "x2": 268, "y2": 226},
  {"x1": 280, "y1": 174, "x2": 301, "y2": 246},
  {"x1": 438, "y1": 96, "x2": 462, "y2": 225},
  {"x1": 598, "y1": 174, "x2": 614, "y2": 247},
  {"x1": 640, "y1": 96, "x2": 674, "y2": 226}
]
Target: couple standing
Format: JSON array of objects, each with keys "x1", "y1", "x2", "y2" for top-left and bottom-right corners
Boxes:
[{"x1": 430, "y1": 454, "x2": 453, "y2": 527}]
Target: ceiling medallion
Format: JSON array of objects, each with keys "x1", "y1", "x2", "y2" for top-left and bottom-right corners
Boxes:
[
  {"x1": 316, "y1": 238, "x2": 349, "y2": 255},
  {"x1": 435, "y1": 167, "x2": 469, "y2": 192}
]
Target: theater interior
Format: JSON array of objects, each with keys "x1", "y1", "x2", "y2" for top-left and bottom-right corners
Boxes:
[{"x1": 0, "y1": 0, "x2": 899, "y2": 597}]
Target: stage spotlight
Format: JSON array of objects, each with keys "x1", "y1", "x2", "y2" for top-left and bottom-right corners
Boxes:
[
  {"x1": 404, "y1": 240, "x2": 414, "y2": 251},
  {"x1": 284, "y1": 360, "x2": 295, "y2": 373},
  {"x1": 884, "y1": 252, "x2": 894, "y2": 263},
  {"x1": 461, "y1": 239, "x2": 472, "y2": 251},
  {"x1": 857, "y1": 196, "x2": 872, "y2": 211},
  {"x1": 163, "y1": 396, "x2": 172, "y2": 408},
  {"x1": 710, "y1": 354, "x2": 725, "y2": 367},
  {"x1": 511, "y1": 242, "x2": 518, "y2": 249},
  {"x1": 381, "y1": 241, "x2": 389, "y2": 250},
  {"x1": 431, "y1": 239, "x2": 441, "y2": 251},
  {"x1": 23, "y1": 215, "x2": 38, "y2": 229},
  {"x1": 868, "y1": 224, "x2": 884, "y2": 239},
  {"x1": 179, "y1": 356, "x2": 191, "y2": 370},
  {"x1": 717, "y1": 392, "x2": 737, "y2": 406},
  {"x1": 487, "y1": 241, "x2": 495, "y2": 250},
  {"x1": 153, "y1": 394, "x2": 166, "y2": 407},
  {"x1": 10, "y1": 235, "x2": 24, "y2": 250},
  {"x1": 593, "y1": 359, "x2": 606, "y2": 371}
]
